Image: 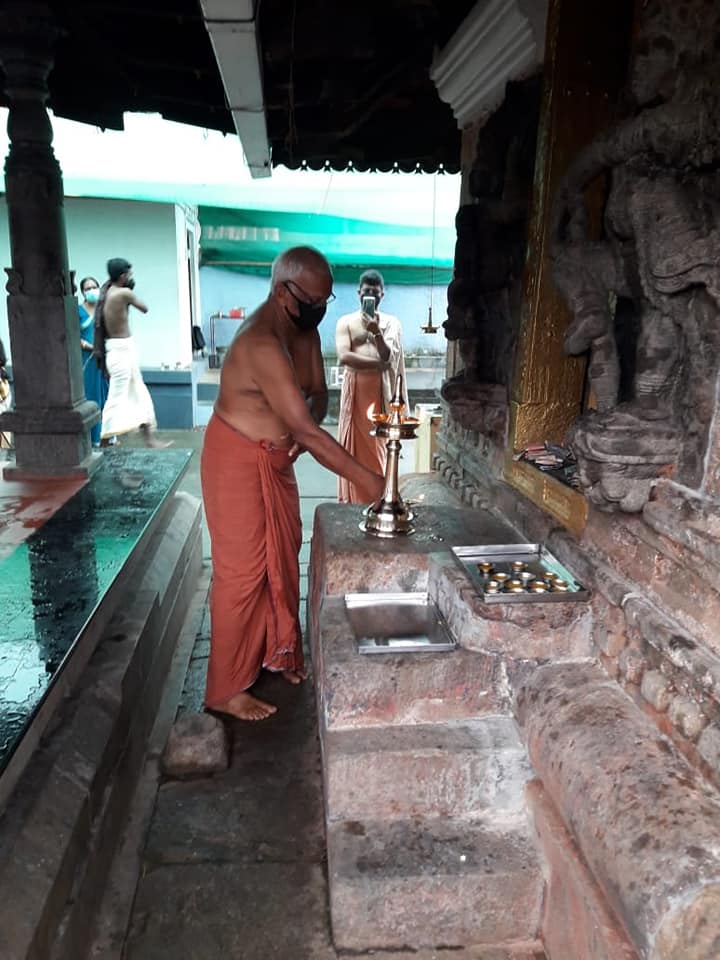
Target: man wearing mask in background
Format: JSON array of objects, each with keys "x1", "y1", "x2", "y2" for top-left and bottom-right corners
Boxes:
[
  {"x1": 94, "y1": 257, "x2": 168, "y2": 448},
  {"x1": 201, "y1": 246, "x2": 384, "y2": 721},
  {"x1": 335, "y1": 269, "x2": 408, "y2": 503}
]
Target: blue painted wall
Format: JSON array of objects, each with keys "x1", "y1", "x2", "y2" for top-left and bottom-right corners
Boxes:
[{"x1": 199, "y1": 266, "x2": 447, "y2": 356}]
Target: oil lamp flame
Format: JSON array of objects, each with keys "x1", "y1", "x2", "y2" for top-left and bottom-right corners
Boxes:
[{"x1": 366, "y1": 403, "x2": 388, "y2": 424}]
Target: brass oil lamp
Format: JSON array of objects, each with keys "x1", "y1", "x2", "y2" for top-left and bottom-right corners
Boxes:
[{"x1": 361, "y1": 374, "x2": 419, "y2": 537}]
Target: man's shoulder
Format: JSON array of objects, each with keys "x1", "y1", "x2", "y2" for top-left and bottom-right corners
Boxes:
[
  {"x1": 379, "y1": 311, "x2": 401, "y2": 329},
  {"x1": 335, "y1": 311, "x2": 360, "y2": 325},
  {"x1": 231, "y1": 324, "x2": 287, "y2": 362}
]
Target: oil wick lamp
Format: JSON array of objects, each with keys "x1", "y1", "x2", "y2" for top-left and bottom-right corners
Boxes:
[
  {"x1": 421, "y1": 305, "x2": 439, "y2": 335},
  {"x1": 361, "y1": 374, "x2": 419, "y2": 538}
]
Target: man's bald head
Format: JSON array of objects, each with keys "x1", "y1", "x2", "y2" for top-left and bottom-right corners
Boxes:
[{"x1": 271, "y1": 246, "x2": 332, "y2": 289}]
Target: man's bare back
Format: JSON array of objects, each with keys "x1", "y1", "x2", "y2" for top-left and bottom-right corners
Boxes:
[{"x1": 103, "y1": 285, "x2": 148, "y2": 338}]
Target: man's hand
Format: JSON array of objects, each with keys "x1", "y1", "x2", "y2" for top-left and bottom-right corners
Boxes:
[
  {"x1": 368, "y1": 472, "x2": 385, "y2": 503},
  {"x1": 288, "y1": 441, "x2": 305, "y2": 463},
  {"x1": 362, "y1": 313, "x2": 381, "y2": 337}
]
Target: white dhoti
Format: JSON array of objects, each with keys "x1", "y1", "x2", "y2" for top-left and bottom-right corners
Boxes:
[{"x1": 101, "y1": 337, "x2": 156, "y2": 439}]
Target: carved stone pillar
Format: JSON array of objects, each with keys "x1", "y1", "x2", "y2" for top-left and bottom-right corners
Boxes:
[{"x1": 0, "y1": 2, "x2": 100, "y2": 478}]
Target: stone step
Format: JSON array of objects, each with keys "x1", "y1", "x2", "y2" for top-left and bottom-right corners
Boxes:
[
  {"x1": 325, "y1": 718, "x2": 532, "y2": 822},
  {"x1": 313, "y1": 597, "x2": 509, "y2": 730},
  {"x1": 356, "y1": 946, "x2": 546, "y2": 960},
  {"x1": 327, "y1": 817, "x2": 543, "y2": 951}
]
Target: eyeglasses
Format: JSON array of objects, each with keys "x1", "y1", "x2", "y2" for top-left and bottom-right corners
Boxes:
[{"x1": 283, "y1": 280, "x2": 336, "y2": 308}]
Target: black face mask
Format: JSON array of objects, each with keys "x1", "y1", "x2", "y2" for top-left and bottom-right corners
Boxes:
[
  {"x1": 286, "y1": 301, "x2": 326, "y2": 332},
  {"x1": 126, "y1": 278, "x2": 136, "y2": 290}
]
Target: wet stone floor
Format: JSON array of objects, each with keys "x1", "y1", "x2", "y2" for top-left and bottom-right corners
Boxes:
[
  {"x1": 0, "y1": 448, "x2": 192, "y2": 774},
  {"x1": 126, "y1": 661, "x2": 333, "y2": 960}
]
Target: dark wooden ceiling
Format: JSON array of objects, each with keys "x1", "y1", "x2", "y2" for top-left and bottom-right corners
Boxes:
[
  {"x1": 0, "y1": 0, "x2": 475, "y2": 172},
  {"x1": 258, "y1": 0, "x2": 477, "y2": 171}
]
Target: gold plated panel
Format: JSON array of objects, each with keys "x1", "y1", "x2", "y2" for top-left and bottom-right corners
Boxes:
[{"x1": 505, "y1": 455, "x2": 588, "y2": 538}]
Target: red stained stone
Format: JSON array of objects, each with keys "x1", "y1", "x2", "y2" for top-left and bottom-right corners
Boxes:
[{"x1": 527, "y1": 780, "x2": 640, "y2": 960}]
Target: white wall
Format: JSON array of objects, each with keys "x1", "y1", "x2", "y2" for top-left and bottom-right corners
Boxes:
[{"x1": 0, "y1": 196, "x2": 198, "y2": 368}]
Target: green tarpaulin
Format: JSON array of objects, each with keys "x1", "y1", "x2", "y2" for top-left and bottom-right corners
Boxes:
[{"x1": 198, "y1": 206, "x2": 454, "y2": 285}]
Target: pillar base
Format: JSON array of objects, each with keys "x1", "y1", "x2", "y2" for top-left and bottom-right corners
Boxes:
[
  {"x1": 0, "y1": 399, "x2": 101, "y2": 479},
  {"x1": 3, "y1": 449, "x2": 104, "y2": 481}
]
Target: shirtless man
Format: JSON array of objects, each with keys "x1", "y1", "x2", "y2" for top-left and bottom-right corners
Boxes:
[
  {"x1": 201, "y1": 246, "x2": 384, "y2": 721},
  {"x1": 335, "y1": 269, "x2": 408, "y2": 503},
  {"x1": 95, "y1": 257, "x2": 167, "y2": 448}
]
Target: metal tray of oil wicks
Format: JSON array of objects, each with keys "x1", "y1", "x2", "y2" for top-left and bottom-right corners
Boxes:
[{"x1": 452, "y1": 543, "x2": 591, "y2": 604}]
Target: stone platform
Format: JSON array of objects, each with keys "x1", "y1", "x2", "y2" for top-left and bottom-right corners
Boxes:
[
  {"x1": 309, "y1": 503, "x2": 548, "y2": 952},
  {"x1": 309, "y1": 498, "x2": 720, "y2": 958},
  {"x1": 0, "y1": 448, "x2": 203, "y2": 959},
  {"x1": 0, "y1": 447, "x2": 193, "y2": 801}
]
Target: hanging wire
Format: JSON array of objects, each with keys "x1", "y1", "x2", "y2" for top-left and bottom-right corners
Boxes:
[
  {"x1": 422, "y1": 171, "x2": 440, "y2": 334},
  {"x1": 430, "y1": 170, "x2": 437, "y2": 302},
  {"x1": 286, "y1": 0, "x2": 298, "y2": 154},
  {"x1": 318, "y1": 169, "x2": 334, "y2": 214}
]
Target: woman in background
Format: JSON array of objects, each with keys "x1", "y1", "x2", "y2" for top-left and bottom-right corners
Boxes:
[
  {"x1": 0, "y1": 335, "x2": 11, "y2": 450},
  {"x1": 78, "y1": 275, "x2": 109, "y2": 446}
]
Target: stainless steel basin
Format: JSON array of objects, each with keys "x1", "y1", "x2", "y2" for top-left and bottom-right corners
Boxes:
[{"x1": 344, "y1": 592, "x2": 457, "y2": 655}]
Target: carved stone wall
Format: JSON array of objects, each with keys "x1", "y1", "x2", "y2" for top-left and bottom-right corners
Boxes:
[
  {"x1": 442, "y1": 76, "x2": 542, "y2": 450},
  {"x1": 552, "y1": 0, "x2": 720, "y2": 512},
  {"x1": 434, "y1": 0, "x2": 720, "y2": 791}
]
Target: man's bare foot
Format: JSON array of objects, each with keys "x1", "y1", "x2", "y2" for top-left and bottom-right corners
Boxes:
[
  {"x1": 140, "y1": 424, "x2": 174, "y2": 449},
  {"x1": 212, "y1": 691, "x2": 277, "y2": 721},
  {"x1": 281, "y1": 669, "x2": 307, "y2": 685}
]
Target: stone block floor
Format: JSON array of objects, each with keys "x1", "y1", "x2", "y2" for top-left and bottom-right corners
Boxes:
[{"x1": 62, "y1": 429, "x2": 546, "y2": 959}]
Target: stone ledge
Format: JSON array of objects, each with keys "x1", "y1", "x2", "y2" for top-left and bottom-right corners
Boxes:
[
  {"x1": 324, "y1": 718, "x2": 532, "y2": 822},
  {"x1": 327, "y1": 817, "x2": 543, "y2": 950},
  {"x1": 517, "y1": 661, "x2": 720, "y2": 960},
  {"x1": 429, "y1": 554, "x2": 594, "y2": 659},
  {"x1": 0, "y1": 492, "x2": 202, "y2": 960},
  {"x1": 309, "y1": 502, "x2": 520, "y2": 599}
]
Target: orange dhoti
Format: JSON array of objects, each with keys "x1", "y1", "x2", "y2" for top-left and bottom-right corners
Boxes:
[
  {"x1": 337, "y1": 367, "x2": 387, "y2": 504},
  {"x1": 200, "y1": 414, "x2": 304, "y2": 708}
]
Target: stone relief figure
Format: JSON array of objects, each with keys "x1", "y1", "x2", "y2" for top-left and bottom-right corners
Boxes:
[
  {"x1": 443, "y1": 77, "x2": 541, "y2": 442},
  {"x1": 552, "y1": 0, "x2": 720, "y2": 512}
]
